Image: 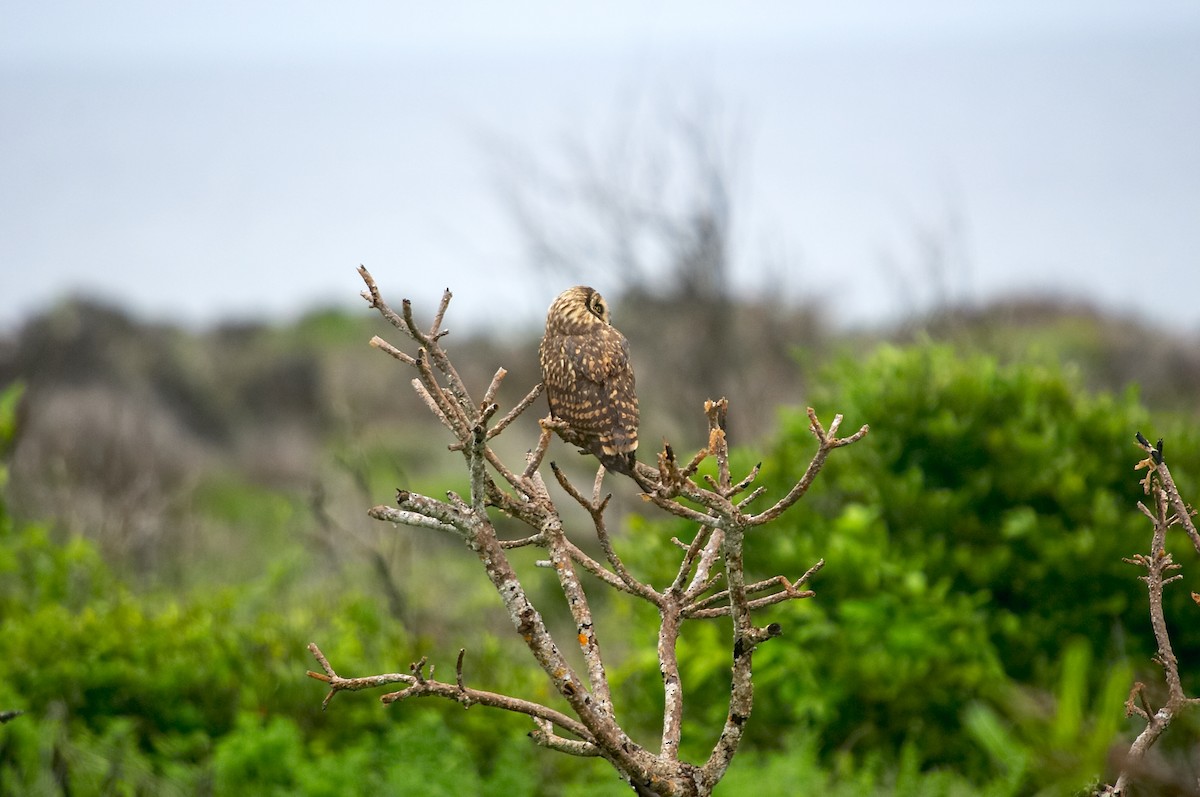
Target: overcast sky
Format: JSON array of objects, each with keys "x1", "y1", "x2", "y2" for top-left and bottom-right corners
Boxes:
[
  {"x1": 2, "y1": 2, "x2": 1198, "y2": 332},
  {"x1": 5, "y1": 1, "x2": 1199, "y2": 63}
]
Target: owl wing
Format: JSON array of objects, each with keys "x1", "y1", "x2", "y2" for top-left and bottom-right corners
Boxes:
[
  {"x1": 556, "y1": 328, "x2": 639, "y2": 456},
  {"x1": 570, "y1": 326, "x2": 630, "y2": 384}
]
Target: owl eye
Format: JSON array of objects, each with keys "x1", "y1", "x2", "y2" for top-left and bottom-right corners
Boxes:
[{"x1": 588, "y1": 296, "x2": 605, "y2": 317}]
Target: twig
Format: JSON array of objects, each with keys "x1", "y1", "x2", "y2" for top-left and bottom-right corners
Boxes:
[
  {"x1": 521, "y1": 426, "x2": 554, "y2": 480},
  {"x1": 369, "y1": 335, "x2": 417, "y2": 366},
  {"x1": 411, "y1": 378, "x2": 455, "y2": 433},
  {"x1": 1136, "y1": 432, "x2": 1200, "y2": 556},
  {"x1": 551, "y1": 462, "x2": 659, "y2": 601},
  {"x1": 429, "y1": 289, "x2": 452, "y2": 338},
  {"x1": 490, "y1": 382, "x2": 545, "y2": 440},
  {"x1": 747, "y1": 408, "x2": 869, "y2": 526},
  {"x1": 1108, "y1": 435, "x2": 1200, "y2": 795},
  {"x1": 530, "y1": 718, "x2": 601, "y2": 757},
  {"x1": 358, "y1": 266, "x2": 405, "y2": 329},
  {"x1": 368, "y1": 503, "x2": 463, "y2": 536},
  {"x1": 666, "y1": 524, "x2": 718, "y2": 598},
  {"x1": 481, "y1": 368, "x2": 507, "y2": 414},
  {"x1": 414, "y1": 350, "x2": 471, "y2": 436},
  {"x1": 306, "y1": 643, "x2": 593, "y2": 739},
  {"x1": 684, "y1": 566, "x2": 823, "y2": 618}
]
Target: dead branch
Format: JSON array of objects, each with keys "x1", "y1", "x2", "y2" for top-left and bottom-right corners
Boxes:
[
  {"x1": 1103, "y1": 434, "x2": 1200, "y2": 796},
  {"x1": 308, "y1": 271, "x2": 867, "y2": 796},
  {"x1": 307, "y1": 642, "x2": 593, "y2": 740}
]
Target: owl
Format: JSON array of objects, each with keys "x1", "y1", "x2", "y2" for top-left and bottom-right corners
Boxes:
[{"x1": 539, "y1": 286, "x2": 648, "y2": 486}]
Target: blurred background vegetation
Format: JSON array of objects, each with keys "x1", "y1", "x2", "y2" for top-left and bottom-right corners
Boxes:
[{"x1": 2, "y1": 279, "x2": 1200, "y2": 795}]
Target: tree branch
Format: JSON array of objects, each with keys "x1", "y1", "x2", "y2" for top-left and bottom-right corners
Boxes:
[
  {"x1": 1105, "y1": 434, "x2": 1200, "y2": 795},
  {"x1": 307, "y1": 643, "x2": 595, "y2": 741},
  {"x1": 747, "y1": 408, "x2": 869, "y2": 526},
  {"x1": 311, "y1": 274, "x2": 868, "y2": 796}
]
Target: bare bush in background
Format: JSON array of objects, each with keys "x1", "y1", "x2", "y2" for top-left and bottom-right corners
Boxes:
[{"x1": 8, "y1": 385, "x2": 208, "y2": 573}]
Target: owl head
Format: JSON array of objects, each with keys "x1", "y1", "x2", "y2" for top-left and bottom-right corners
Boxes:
[{"x1": 546, "y1": 286, "x2": 611, "y2": 333}]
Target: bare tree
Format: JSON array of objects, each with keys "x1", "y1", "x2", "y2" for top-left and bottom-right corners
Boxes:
[
  {"x1": 878, "y1": 194, "x2": 975, "y2": 330},
  {"x1": 491, "y1": 92, "x2": 739, "y2": 295},
  {"x1": 1100, "y1": 434, "x2": 1200, "y2": 795},
  {"x1": 306, "y1": 268, "x2": 867, "y2": 796},
  {"x1": 490, "y1": 93, "x2": 751, "y2": 410}
]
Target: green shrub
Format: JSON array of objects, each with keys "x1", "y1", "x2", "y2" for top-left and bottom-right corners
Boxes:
[
  {"x1": 620, "y1": 344, "x2": 1198, "y2": 783},
  {"x1": 5, "y1": 343, "x2": 1197, "y2": 794},
  {"x1": 0, "y1": 507, "x2": 544, "y2": 795}
]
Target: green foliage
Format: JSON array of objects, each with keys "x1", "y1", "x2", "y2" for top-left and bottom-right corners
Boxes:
[
  {"x1": 210, "y1": 711, "x2": 521, "y2": 796},
  {"x1": 0, "y1": 380, "x2": 22, "y2": 499},
  {"x1": 0, "y1": 507, "x2": 546, "y2": 796},
  {"x1": 0, "y1": 380, "x2": 21, "y2": 446},
  {"x1": 0, "y1": 356, "x2": 562, "y2": 794},
  {"x1": 717, "y1": 732, "x2": 1023, "y2": 797},
  {"x1": 4, "y1": 342, "x2": 1198, "y2": 794},
  {"x1": 620, "y1": 343, "x2": 1198, "y2": 788},
  {"x1": 963, "y1": 637, "x2": 1135, "y2": 797},
  {"x1": 787, "y1": 346, "x2": 1153, "y2": 666},
  {"x1": 792, "y1": 344, "x2": 1197, "y2": 676},
  {"x1": 776, "y1": 344, "x2": 1198, "y2": 746}
]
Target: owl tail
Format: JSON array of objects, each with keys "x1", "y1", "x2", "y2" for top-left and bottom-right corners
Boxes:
[
  {"x1": 598, "y1": 449, "x2": 656, "y2": 493},
  {"x1": 597, "y1": 448, "x2": 636, "y2": 476}
]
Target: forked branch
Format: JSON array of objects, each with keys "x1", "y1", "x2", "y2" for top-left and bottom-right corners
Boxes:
[{"x1": 307, "y1": 270, "x2": 868, "y2": 796}]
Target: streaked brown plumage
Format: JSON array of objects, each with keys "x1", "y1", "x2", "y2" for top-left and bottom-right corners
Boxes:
[{"x1": 539, "y1": 286, "x2": 643, "y2": 482}]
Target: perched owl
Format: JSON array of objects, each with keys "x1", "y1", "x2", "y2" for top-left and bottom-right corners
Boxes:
[{"x1": 539, "y1": 286, "x2": 648, "y2": 487}]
